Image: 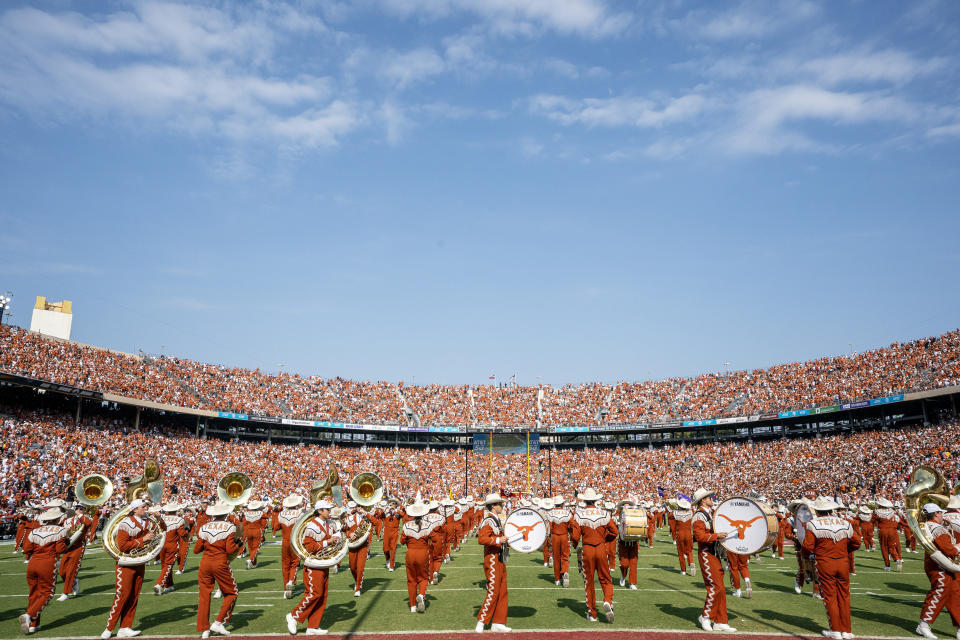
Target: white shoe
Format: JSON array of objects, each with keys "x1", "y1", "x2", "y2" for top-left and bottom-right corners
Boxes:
[
  {"x1": 213, "y1": 589, "x2": 222, "y2": 599},
  {"x1": 175, "y1": 570, "x2": 183, "y2": 575},
  {"x1": 603, "y1": 601, "x2": 614, "y2": 623},
  {"x1": 57, "y1": 593, "x2": 70, "y2": 602},
  {"x1": 286, "y1": 613, "x2": 298, "y2": 635},
  {"x1": 822, "y1": 631, "x2": 842, "y2": 640},
  {"x1": 475, "y1": 621, "x2": 485, "y2": 632},
  {"x1": 619, "y1": 577, "x2": 625, "y2": 587},
  {"x1": 305, "y1": 629, "x2": 327, "y2": 635},
  {"x1": 354, "y1": 589, "x2": 361, "y2": 597},
  {"x1": 246, "y1": 560, "x2": 252, "y2": 570},
  {"x1": 916, "y1": 622, "x2": 937, "y2": 639},
  {"x1": 794, "y1": 580, "x2": 802, "y2": 594},
  {"x1": 164, "y1": 587, "x2": 174, "y2": 594},
  {"x1": 491, "y1": 624, "x2": 512, "y2": 632},
  {"x1": 20, "y1": 614, "x2": 31, "y2": 634},
  {"x1": 153, "y1": 584, "x2": 162, "y2": 596},
  {"x1": 388, "y1": 567, "x2": 394, "y2": 572},
  {"x1": 210, "y1": 621, "x2": 230, "y2": 636},
  {"x1": 586, "y1": 615, "x2": 598, "y2": 622},
  {"x1": 432, "y1": 571, "x2": 439, "y2": 584},
  {"x1": 284, "y1": 589, "x2": 292, "y2": 599},
  {"x1": 544, "y1": 562, "x2": 549, "y2": 567},
  {"x1": 562, "y1": 572, "x2": 569, "y2": 588},
  {"x1": 744, "y1": 581, "x2": 752, "y2": 599},
  {"x1": 733, "y1": 589, "x2": 742, "y2": 598},
  {"x1": 548, "y1": 558, "x2": 553, "y2": 567},
  {"x1": 841, "y1": 634, "x2": 854, "y2": 640},
  {"x1": 897, "y1": 561, "x2": 904, "y2": 572},
  {"x1": 884, "y1": 566, "x2": 892, "y2": 571},
  {"x1": 689, "y1": 565, "x2": 695, "y2": 576},
  {"x1": 681, "y1": 570, "x2": 687, "y2": 575},
  {"x1": 417, "y1": 594, "x2": 425, "y2": 612},
  {"x1": 101, "y1": 630, "x2": 112, "y2": 640},
  {"x1": 698, "y1": 615, "x2": 713, "y2": 632},
  {"x1": 410, "y1": 606, "x2": 417, "y2": 613},
  {"x1": 117, "y1": 629, "x2": 141, "y2": 638},
  {"x1": 629, "y1": 584, "x2": 637, "y2": 590},
  {"x1": 201, "y1": 632, "x2": 210, "y2": 639},
  {"x1": 715, "y1": 623, "x2": 737, "y2": 632}
]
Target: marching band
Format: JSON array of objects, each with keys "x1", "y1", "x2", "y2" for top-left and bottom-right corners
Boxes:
[{"x1": 12, "y1": 461, "x2": 960, "y2": 639}]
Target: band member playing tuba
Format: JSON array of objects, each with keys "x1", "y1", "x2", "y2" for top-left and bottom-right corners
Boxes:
[
  {"x1": 286, "y1": 498, "x2": 340, "y2": 635},
  {"x1": 19, "y1": 508, "x2": 68, "y2": 634},
  {"x1": 101, "y1": 499, "x2": 158, "y2": 639},
  {"x1": 916, "y1": 503, "x2": 960, "y2": 639},
  {"x1": 58, "y1": 504, "x2": 94, "y2": 600},
  {"x1": 194, "y1": 502, "x2": 240, "y2": 638},
  {"x1": 692, "y1": 488, "x2": 737, "y2": 633}
]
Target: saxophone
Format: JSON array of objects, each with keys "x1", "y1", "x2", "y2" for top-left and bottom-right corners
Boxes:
[{"x1": 905, "y1": 465, "x2": 960, "y2": 573}]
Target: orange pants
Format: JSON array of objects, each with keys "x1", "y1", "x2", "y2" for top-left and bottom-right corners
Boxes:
[
  {"x1": 25, "y1": 557, "x2": 57, "y2": 626},
  {"x1": 196, "y1": 559, "x2": 237, "y2": 632},
  {"x1": 860, "y1": 524, "x2": 874, "y2": 550},
  {"x1": 404, "y1": 547, "x2": 430, "y2": 606},
  {"x1": 795, "y1": 547, "x2": 820, "y2": 594},
  {"x1": 383, "y1": 531, "x2": 399, "y2": 569},
  {"x1": 646, "y1": 526, "x2": 654, "y2": 547},
  {"x1": 429, "y1": 535, "x2": 444, "y2": 579},
  {"x1": 668, "y1": 518, "x2": 677, "y2": 541},
  {"x1": 618, "y1": 540, "x2": 638, "y2": 585},
  {"x1": 291, "y1": 567, "x2": 329, "y2": 629},
  {"x1": 281, "y1": 542, "x2": 299, "y2": 586},
  {"x1": 349, "y1": 545, "x2": 369, "y2": 591},
  {"x1": 59, "y1": 545, "x2": 85, "y2": 594},
  {"x1": 676, "y1": 532, "x2": 694, "y2": 572},
  {"x1": 775, "y1": 533, "x2": 785, "y2": 557},
  {"x1": 848, "y1": 551, "x2": 856, "y2": 574},
  {"x1": 477, "y1": 553, "x2": 508, "y2": 625},
  {"x1": 542, "y1": 536, "x2": 552, "y2": 564},
  {"x1": 816, "y1": 559, "x2": 852, "y2": 633},
  {"x1": 727, "y1": 552, "x2": 750, "y2": 588},
  {"x1": 698, "y1": 548, "x2": 728, "y2": 624},
  {"x1": 581, "y1": 543, "x2": 614, "y2": 618},
  {"x1": 552, "y1": 535, "x2": 570, "y2": 581},
  {"x1": 155, "y1": 543, "x2": 178, "y2": 588},
  {"x1": 177, "y1": 536, "x2": 190, "y2": 571},
  {"x1": 922, "y1": 569, "x2": 960, "y2": 626},
  {"x1": 106, "y1": 564, "x2": 144, "y2": 631},
  {"x1": 246, "y1": 535, "x2": 261, "y2": 565},
  {"x1": 606, "y1": 538, "x2": 617, "y2": 571},
  {"x1": 879, "y1": 529, "x2": 902, "y2": 567}
]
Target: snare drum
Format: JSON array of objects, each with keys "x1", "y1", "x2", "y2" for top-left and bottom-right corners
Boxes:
[
  {"x1": 619, "y1": 506, "x2": 649, "y2": 542},
  {"x1": 504, "y1": 508, "x2": 548, "y2": 553},
  {"x1": 713, "y1": 496, "x2": 778, "y2": 555}
]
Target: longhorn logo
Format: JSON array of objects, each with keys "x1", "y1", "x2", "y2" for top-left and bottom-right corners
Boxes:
[
  {"x1": 718, "y1": 514, "x2": 763, "y2": 540},
  {"x1": 508, "y1": 520, "x2": 543, "y2": 541}
]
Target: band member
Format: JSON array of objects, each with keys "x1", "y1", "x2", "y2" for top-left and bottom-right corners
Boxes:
[
  {"x1": 15, "y1": 506, "x2": 39, "y2": 555},
  {"x1": 533, "y1": 498, "x2": 552, "y2": 568},
  {"x1": 727, "y1": 552, "x2": 751, "y2": 598},
  {"x1": 775, "y1": 505, "x2": 791, "y2": 560},
  {"x1": 344, "y1": 501, "x2": 372, "y2": 596},
  {"x1": 286, "y1": 499, "x2": 339, "y2": 635},
  {"x1": 644, "y1": 501, "x2": 655, "y2": 548},
  {"x1": 101, "y1": 499, "x2": 158, "y2": 639},
  {"x1": 858, "y1": 506, "x2": 875, "y2": 551},
  {"x1": 692, "y1": 488, "x2": 737, "y2": 633},
  {"x1": 916, "y1": 503, "x2": 960, "y2": 639},
  {"x1": 674, "y1": 498, "x2": 695, "y2": 576},
  {"x1": 243, "y1": 500, "x2": 267, "y2": 570},
  {"x1": 177, "y1": 507, "x2": 196, "y2": 574},
  {"x1": 439, "y1": 498, "x2": 456, "y2": 562},
  {"x1": 603, "y1": 501, "x2": 618, "y2": 572},
  {"x1": 547, "y1": 497, "x2": 573, "y2": 587},
  {"x1": 382, "y1": 497, "x2": 402, "y2": 571},
  {"x1": 194, "y1": 502, "x2": 240, "y2": 638},
  {"x1": 943, "y1": 496, "x2": 960, "y2": 544},
  {"x1": 789, "y1": 498, "x2": 820, "y2": 597},
  {"x1": 570, "y1": 488, "x2": 617, "y2": 623},
  {"x1": 426, "y1": 501, "x2": 445, "y2": 584},
  {"x1": 18, "y1": 506, "x2": 42, "y2": 562},
  {"x1": 617, "y1": 497, "x2": 640, "y2": 589},
  {"x1": 475, "y1": 493, "x2": 510, "y2": 633},
  {"x1": 276, "y1": 495, "x2": 305, "y2": 599},
  {"x1": 400, "y1": 501, "x2": 434, "y2": 613},
  {"x1": 874, "y1": 498, "x2": 902, "y2": 571},
  {"x1": 19, "y1": 508, "x2": 67, "y2": 634},
  {"x1": 154, "y1": 502, "x2": 185, "y2": 595},
  {"x1": 802, "y1": 497, "x2": 860, "y2": 640},
  {"x1": 58, "y1": 504, "x2": 93, "y2": 600},
  {"x1": 842, "y1": 507, "x2": 861, "y2": 576}
]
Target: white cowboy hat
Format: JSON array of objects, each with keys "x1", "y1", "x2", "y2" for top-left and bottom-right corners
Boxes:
[
  {"x1": 876, "y1": 498, "x2": 894, "y2": 508},
  {"x1": 206, "y1": 502, "x2": 232, "y2": 517},
  {"x1": 811, "y1": 496, "x2": 840, "y2": 512},
  {"x1": 162, "y1": 502, "x2": 181, "y2": 512},
  {"x1": 923, "y1": 503, "x2": 945, "y2": 515},
  {"x1": 38, "y1": 508, "x2": 63, "y2": 522},
  {"x1": 314, "y1": 499, "x2": 335, "y2": 511},
  {"x1": 282, "y1": 494, "x2": 303, "y2": 509},
  {"x1": 859, "y1": 505, "x2": 872, "y2": 514},
  {"x1": 676, "y1": 498, "x2": 692, "y2": 510},
  {"x1": 692, "y1": 488, "x2": 715, "y2": 505},
  {"x1": 406, "y1": 502, "x2": 428, "y2": 518},
  {"x1": 346, "y1": 501, "x2": 357, "y2": 509},
  {"x1": 440, "y1": 498, "x2": 455, "y2": 506},
  {"x1": 531, "y1": 497, "x2": 541, "y2": 506},
  {"x1": 127, "y1": 499, "x2": 146, "y2": 511},
  {"x1": 603, "y1": 501, "x2": 615, "y2": 510},
  {"x1": 330, "y1": 507, "x2": 344, "y2": 518},
  {"x1": 948, "y1": 495, "x2": 960, "y2": 510},
  {"x1": 540, "y1": 498, "x2": 555, "y2": 510},
  {"x1": 483, "y1": 493, "x2": 504, "y2": 506},
  {"x1": 577, "y1": 488, "x2": 602, "y2": 502},
  {"x1": 428, "y1": 500, "x2": 440, "y2": 510}
]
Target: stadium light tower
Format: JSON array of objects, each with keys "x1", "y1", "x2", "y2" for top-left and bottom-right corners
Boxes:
[{"x1": 0, "y1": 292, "x2": 11, "y2": 325}]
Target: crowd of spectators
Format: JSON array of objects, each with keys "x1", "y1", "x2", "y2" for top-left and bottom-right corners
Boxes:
[
  {"x1": 1, "y1": 325, "x2": 959, "y2": 429},
  {"x1": 3, "y1": 399, "x2": 959, "y2": 515}
]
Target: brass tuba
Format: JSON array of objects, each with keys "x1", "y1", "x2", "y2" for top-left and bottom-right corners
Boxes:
[
  {"x1": 347, "y1": 472, "x2": 383, "y2": 549},
  {"x1": 216, "y1": 471, "x2": 253, "y2": 560},
  {"x1": 292, "y1": 466, "x2": 348, "y2": 568},
  {"x1": 67, "y1": 474, "x2": 115, "y2": 546},
  {"x1": 102, "y1": 459, "x2": 166, "y2": 565},
  {"x1": 905, "y1": 465, "x2": 960, "y2": 572}
]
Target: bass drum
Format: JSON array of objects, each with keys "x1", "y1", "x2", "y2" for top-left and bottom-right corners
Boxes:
[
  {"x1": 713, "y1": 496, "x2": 778, "y2": 555},
  {"x1": 619, "y1": 506, "x2": 649, "y2": 541},
  {"x1": 504, "y1": 508, "x2": 547, "y2": 553}
]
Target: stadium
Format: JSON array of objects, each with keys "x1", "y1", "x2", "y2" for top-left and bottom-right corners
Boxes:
[{"x1": 4, "y1": 1, "x2": 960, "y2": 640}]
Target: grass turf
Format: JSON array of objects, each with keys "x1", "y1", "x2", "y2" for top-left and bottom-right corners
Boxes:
[{"x1": 0, "y1": 529, "x2": 939, "y2": 638}]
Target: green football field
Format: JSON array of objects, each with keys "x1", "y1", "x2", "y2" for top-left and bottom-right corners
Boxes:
[{"x1": 0, "y1": 529, "x2": 943, "y2": 638}]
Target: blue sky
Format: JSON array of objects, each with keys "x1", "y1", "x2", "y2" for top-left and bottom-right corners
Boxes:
[{"x1": 1, "y1": 0, "x2": 958, "y2": 386}]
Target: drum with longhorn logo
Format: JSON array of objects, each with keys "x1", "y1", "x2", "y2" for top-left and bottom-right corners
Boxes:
[
  {"x1": 712, "y1": 496, "x2": 778, "y2": 555},
  {"x1": 504, "y1": 508, "x2": 548, "y2": 553}
]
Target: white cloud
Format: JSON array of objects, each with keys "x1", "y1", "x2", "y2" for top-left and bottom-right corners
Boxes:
[
  {"x1": 380, "y1": 47, "x2": 447, "y2": 88},
  {"x1": 799, "y1": 50, "x2": 947, "y2": 86},
  {"x1": 528, "y1": 93, "x2": 711, "y2": 128},
  {"x1": 678, "y1": 0, "x2": 819, "y2": 41},
  {"x1": 927, "y1": 123, "x2": 960, "y2": 139}
]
